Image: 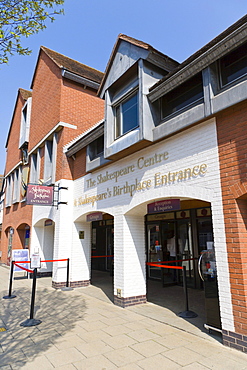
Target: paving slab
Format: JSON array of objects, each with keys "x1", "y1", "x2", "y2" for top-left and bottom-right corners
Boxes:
[{"x1": 0, "y1": 266, "x2": 247, "y2": 369}]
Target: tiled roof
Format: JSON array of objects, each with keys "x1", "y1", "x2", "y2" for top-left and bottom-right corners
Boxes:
[{"x1": 41, "y1": 46, "x2": 104, "y2": 84}]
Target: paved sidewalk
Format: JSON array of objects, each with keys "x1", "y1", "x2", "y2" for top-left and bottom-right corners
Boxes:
[{"x1": 0, "y1": 265, "x2": 246, "y2": 369}]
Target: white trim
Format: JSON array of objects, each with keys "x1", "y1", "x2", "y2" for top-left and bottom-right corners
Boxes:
[
  {"x1": 64, "y1": 119, "x2": 104, "y2": 153},
  {"x1": 5, "y1": 161, "x2": 22, "y2": 178},
  {"x1": 29, "y1": 121, "x2": 77, "y2": 156}
]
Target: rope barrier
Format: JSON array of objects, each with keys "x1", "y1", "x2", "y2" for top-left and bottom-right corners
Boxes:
[
  {"x1": 14, "y1": 263, "x2": 33, "y2": 274},
  {"x1": 13, "y1": 258, "x2": 68, "y2": 264},
  {"x1": 91, "y1": 255, "x2": 114, "y2": 258},
  {"x1": 146, "y1": 262, "x2": 183, "y2": 270},
  {"x1": 148, "y1": 257, "x2": 197, "y2": 265},
  {"x1": 3, "y1": 258, "x2": 71, "y2": 301}
]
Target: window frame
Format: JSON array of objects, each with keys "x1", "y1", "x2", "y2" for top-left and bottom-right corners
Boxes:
[
  {"x1": 114, "y1": 90, "x2": 139, "y2": 139},
  {"x1": 5, "y1": 175, "x2": 13, "y2": 207},
  {"x1": 19, "y1": 97, "x2": 32, "y2": 149},
  {"x1": 161, "y1": 73, "x2": 204, "y2": 121},
  {"x1": 12, "y1": 168, "x2": 21, "y2": 204},
  {"x1": 88, "y1": 135, "x2": 104, "y2": 162},
  {"x1": 219, "y1": 42, "x2": 247, "y2": 88}
]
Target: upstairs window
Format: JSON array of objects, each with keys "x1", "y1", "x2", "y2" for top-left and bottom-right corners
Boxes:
[
  {"x1": 161, "y1": 73, "x2": 203, "y2": 120},
  {"x1": 115, "y1": 92, "x2": 139, "y2": 139},
  {"x1": 30, "y1": 150, "x2": 41, "y2": 184},
  {"x1": 5, "y1": 175, "x2": 13, "y2": 207},
  {"x1": 43, "y1": 134, "x2": 57, "y2": 185},
  {"x1": 12, "y1": 168, "x2": 21, "y2": 203},
  {"x1": 219, "y1": 42, "x2": 247, "y2": 87},
  {"x1": 19, "y1": 98, "x2": 31, "y2": 148},
  {"x1": 88, "y1": 136, "x2": 104, "y2": 161}
]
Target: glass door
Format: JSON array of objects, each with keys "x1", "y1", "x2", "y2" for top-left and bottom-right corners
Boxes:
[
  {"x1": 106, "y1": 226, "x2": 114, "y2": 273},
  {"x1": 147, "y1": 224, "x2": 162, "y2": 279},
  {"x1": 197, "y1": 218, "x2": 213, "y2": 253},
  {"x1": 162, "y1": 222, "x2": 176, "y2": 285},
  {"x1": 177, "y1": 219, "x2": 194, "y2": 287}
]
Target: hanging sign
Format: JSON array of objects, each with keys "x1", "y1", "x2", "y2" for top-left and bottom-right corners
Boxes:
[
  {"x1": 26, "y1": 185, "x2": 53, "y2": 205},
  {"x1": 147, "y1": 199, "x2": 180, "y2": 214}
]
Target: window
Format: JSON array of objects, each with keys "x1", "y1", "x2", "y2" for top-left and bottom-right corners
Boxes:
[
  {"x1": 43, "y1": 134, "x2": 57, "y2": 185},
  {"x1": 88, "y1": 136, "x2": 104, "y2": 161},
  {"x1": 5, "y1": 176, "x2": 13, "y2": 207},
  {"x1": 115, "y1": 92, "x2": 138, "y2": 138},
  {"x1": 30, "y1": 150, "x2": 41, "y2": 184},
  {"x1": 19, "y1": 98, "x2": 31, "y2": 148},
  {"x1": 219, "y1": 42, "x2": 247, "y2": 87},
  {"x1": 12, "y1": 168, "x2": 21, "y2": 203},
  {"x1": 161, "y1": 73, "x2": 203, "y2": 119}
]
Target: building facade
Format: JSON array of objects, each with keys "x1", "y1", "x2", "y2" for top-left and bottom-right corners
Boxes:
[
  {"x1": 1, "y1": 15, "x2": 247, "y2": 352},
  {"x1": 0, "y1": 46, "x2": 104, "y2": 270}
]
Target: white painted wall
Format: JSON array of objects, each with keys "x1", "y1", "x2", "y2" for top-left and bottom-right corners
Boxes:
[{"x1": 73, "y1": 118, "x2": 234, "y2": 331}]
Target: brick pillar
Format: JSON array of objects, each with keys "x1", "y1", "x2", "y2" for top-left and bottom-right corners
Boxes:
[
  {"x1": 222, "y1": 198, "x2": 247, "y2": 351},
  {"x1": 113, "y1": 214, "x2": 146, "y2": 307}
]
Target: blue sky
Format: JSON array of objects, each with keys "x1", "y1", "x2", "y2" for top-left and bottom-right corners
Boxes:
[{"x1": 0, "y1": 0, "x2": 246, "y2": 174}]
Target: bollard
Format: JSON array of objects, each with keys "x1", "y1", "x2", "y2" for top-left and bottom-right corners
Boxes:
[
  {"x1": 61, "y1": 258, "x2": 73, "y2": 291},
  {"x1": 20, "y1": 268, "x2": 42, "y2": 327},
  {"x1": 3, "y1": 261, "x2": 17, "y2": 299},
  {"x1": 177, "y1": 265, "x2": 197, "y2": 318}
]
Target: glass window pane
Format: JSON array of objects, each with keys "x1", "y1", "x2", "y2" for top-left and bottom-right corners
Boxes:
[
  {"x1": 161, "y1": 74, "x2": 203, "y2": 119},
  {"x1": 220, "y1": 43, "x2": 247, "y2": 86},
  {"x1": 122, "y1": 93, "x2": 138, "y2": 134},
  {"x1": 115, "y1": 105, "x2": 121, "y2": 138}
]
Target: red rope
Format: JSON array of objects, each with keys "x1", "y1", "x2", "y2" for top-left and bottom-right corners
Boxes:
[
  {"x1": 148, "y1": 257, "x2": 197, "y2": 264},
  {"x1": 14, "y1": 263, "x2": 33, "y2": 273},
  {"x1": 13, "y1": 258, "x2": 68, "y2": 264},
  {"x1": 91, "y1": 255, "x2": 113, "y2": 258},
  {"x1": 146, "y1": 262, "x2": 183, "y2": 270}
]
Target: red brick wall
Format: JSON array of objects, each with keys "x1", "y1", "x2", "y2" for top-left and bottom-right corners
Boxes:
[
  {"x1": 1, "y1": 50, "x2": 104, "y2": 264},
  {"x1": 54, "y1": 80, "x2": 104, "y2": 181},
  {"x1": 1, "y1": 203, "x2": 33, "y2": 263},
  {"x1": 72, "y1": 147, "x2": 87, "y2": 180},
  {"x1": 61, "y1": 79, "x2": 104, "y2": 131},
  {"x1": 29, "y1": 50, "x2": 62, "y2": 151},
  {"x1": 5, "y1": 94, "x2": 25, "y2": 175},
  {"x1": 216, "y1": 100, "x2": 247, "y2": 334}
]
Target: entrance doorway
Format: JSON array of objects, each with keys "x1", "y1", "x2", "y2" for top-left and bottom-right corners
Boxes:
[
  {"x1": 146, "y1": 204, "x2": 213, "y2": 289},
  {"x1": 91, "y1": 216, "x2": 114, "y2": 274}
]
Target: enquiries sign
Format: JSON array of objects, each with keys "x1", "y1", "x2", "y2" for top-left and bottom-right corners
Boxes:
[
  {"x1": 147, "y1": 199, "x2": 181, "y2": 214},
  {"x1": 26, "y1": 185, "x2": 53, "y2": 205}
]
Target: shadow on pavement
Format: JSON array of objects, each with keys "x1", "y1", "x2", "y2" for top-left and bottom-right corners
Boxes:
[{"x1": 0, "y1": 277, "x2": 87, "y2": 367}]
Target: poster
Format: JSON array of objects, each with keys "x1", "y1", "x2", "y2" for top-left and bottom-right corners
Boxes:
[{"x1": 12, "y1": 249, "x2": 29, "y2": 272}]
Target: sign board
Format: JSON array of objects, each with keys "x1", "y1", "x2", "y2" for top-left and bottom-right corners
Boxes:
[
  {"x1": 30, "y1": 252, "x2": 41, "y2": 269},
  {"x1": 12, "y1": 249, "x2": 29, "y2": 272},
  {"x1": 26, "y1": 185, "x2": 53, "y2": 206},
  {"x1": 147, "y1": 199, "x2": 181, "y2": 214},
  {"x1": 86, "y1": 212, "x2": 103, "y2": 222}
]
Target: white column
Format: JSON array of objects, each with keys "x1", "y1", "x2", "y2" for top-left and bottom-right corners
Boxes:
[
  {"x1": 71, "y1": 221, "x2": 91, "y2": 285},
  {"x1": 114, "y1": 214, "x2": 146, "y2": 302},
  {"x1": 52, "y1": 179, "x2": 74, "y2": 286}
]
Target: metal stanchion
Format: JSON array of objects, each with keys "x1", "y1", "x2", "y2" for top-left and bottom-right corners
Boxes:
[
  {"x1": 3, "y1": 261, "x2": 17, "y2": 299},
  {"x1": 177, "y1": 266, "x2": 197, "y2": 318},
  {"x1": 20, "y1": 268, "x2": 42, "y2": 327},
  {"x1": 61, "y1": 258, "x2": 73, "y2": 291}
]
